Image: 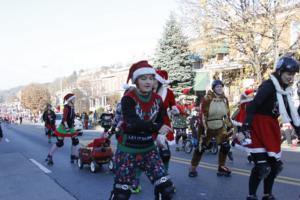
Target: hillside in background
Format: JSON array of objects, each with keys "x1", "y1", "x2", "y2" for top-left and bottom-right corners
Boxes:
[{"x1": 0, "y1": 86, "x2": 24, "y2": 103}]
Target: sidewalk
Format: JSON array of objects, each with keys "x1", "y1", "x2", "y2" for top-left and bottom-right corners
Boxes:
[
  {"x1": 281, "y1": 143, "x2": 300, "y2": 152},
  {"x1": 0, "y1": 152, "x2": 76, "y2": 200}
]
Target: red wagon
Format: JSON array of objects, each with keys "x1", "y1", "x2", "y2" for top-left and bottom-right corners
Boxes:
[{"x1": 77, "y1": 137, "x2": 114, "y2": 173}]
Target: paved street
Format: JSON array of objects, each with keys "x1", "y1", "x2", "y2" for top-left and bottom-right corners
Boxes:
[{"x1": 1, "y1": 123, "x2": 300, "y2": 200}]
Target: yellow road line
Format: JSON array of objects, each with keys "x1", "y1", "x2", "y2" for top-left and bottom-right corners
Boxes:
[
  {"x1": 171, "y1": 157, "x2": 300, "y2": 187},
  {"x1": 172, "y1": 156, "x2": 300, "y2": 183}
]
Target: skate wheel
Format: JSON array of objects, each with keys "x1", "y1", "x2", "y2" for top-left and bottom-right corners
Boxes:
[{"x1": 217, "y1": 172, "x2": 231, "y2": 177}]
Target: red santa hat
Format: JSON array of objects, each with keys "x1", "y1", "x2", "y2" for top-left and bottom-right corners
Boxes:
[
  {"x1": 63, "y1": 93, "x2": 75, "y2": 105},
  {"x1": 126, "y1": 60, "x2": 156, "y2": 84},
  {"x1": 155, "y1": 69, "x2": 170, "y2": 84},
  {"x1": 244, "y1": 88, "x2": 255, "y2": 96},
  {"x1": 240, "y1": 88, "x2": 255, "y2": 103}
]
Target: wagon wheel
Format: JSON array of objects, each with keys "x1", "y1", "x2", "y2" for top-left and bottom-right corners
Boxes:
[
  {"x1": 77, "y1": 158, "x2": 84, "y2": 169},
  {"x1": 90, "y1": 161, "x2": 99, "y2": 173}
]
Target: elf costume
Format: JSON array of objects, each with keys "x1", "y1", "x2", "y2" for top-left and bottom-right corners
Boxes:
[
  {"x1": 109, "y1": 60, "x2": 175, "y2": 200},
  {"x1": 45, "y1": 93, "x2": 79, "y2": 165}
]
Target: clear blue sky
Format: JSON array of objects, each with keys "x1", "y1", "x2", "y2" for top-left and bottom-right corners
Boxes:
[{"x1": 0, "y1": 0, "x2": 180, "y2": 90}]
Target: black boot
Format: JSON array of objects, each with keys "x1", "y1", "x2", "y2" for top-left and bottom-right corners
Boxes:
[{"x1": 45, "y1": 155, "x2": 53, "y2": 165}]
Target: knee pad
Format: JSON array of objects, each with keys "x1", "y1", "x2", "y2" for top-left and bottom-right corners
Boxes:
[
  {"x1": 253, "y1": 163, "x2": 271, "y2": 180},
  {"x1": 159, "y1": 149, "x2": 171, "y2": 163},
  {"x1": 220, "y1": 141, "x2": 231, "y2": 154},
  {"x1": 110, "y1": 184, "x2": 131, "y2": 200},
  {"x1": 268, "y1": 158, "x2": 283, "y2": 177},
  {"x1": 154, "y1": 176, "x2": 175, "y2": 200},
  {"x1": 273, "y1": 160, "x2": 283, "y2": 177},
  {"x1": 72, "y1": 137, "x2": 79, "y2": 146},
  {"x1": 56, "y1": 140, "x2": 64, "y2": 147}
]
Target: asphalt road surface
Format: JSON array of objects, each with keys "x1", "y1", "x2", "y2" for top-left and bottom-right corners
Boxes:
[{"x1": 1, "y1": 123, "x2": 300, "y2": 200}]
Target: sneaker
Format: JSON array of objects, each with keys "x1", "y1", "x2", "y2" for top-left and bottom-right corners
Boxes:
[
  {"x1": 227, "y1": 151, "x2": 234, "y2": 161},
  {"x1": 175, "y1": 147, "x2": 180, "y2": 151},
  {"x1": 131, "y1": 186, "x2": 142, "y2": 194},
  {"x1": 188, "y1": 170, "x2": 198, "y2": 177}
]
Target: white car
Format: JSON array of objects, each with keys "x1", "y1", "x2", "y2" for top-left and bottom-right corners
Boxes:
[{"x1": 55, "y1": 113, "x2": 83, "y2": 136}]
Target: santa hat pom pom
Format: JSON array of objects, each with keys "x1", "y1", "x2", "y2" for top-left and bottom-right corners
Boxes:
[{"x1": 122, "y1": 83, "x2": 131, "y2": 90}]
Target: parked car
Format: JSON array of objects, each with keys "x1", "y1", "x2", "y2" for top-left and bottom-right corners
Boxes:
[{"x1": 55, "y1": 113, "x2": 83, "y2": 136}]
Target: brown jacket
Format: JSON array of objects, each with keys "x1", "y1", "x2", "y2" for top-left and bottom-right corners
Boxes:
[{"x1": 201, "y1": 90, "x2": 232, "y2": 131}]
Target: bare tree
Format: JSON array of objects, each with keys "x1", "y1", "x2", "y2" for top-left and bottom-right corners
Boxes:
[
  {"x1": 106, "y1": 93, "x2": 121, "y2": 109},
  {"x1": 181, "y1": 0, "x2": 300, "y2": 82}
]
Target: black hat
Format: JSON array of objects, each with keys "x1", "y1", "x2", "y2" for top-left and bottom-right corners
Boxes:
[
  {"x1": 211, "y1": 79, "x2": 224, "y2": 89},
  {"x1": 276, "y1": 57, "x2": 299, "y2": 73}
]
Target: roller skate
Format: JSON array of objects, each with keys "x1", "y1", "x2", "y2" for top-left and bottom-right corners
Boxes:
[
  {"x1": 246, "y1": 195, "x2": 258, "y2": 200},
  {"x1": 262, "y1": 194, "x2": 277, "y2": 200},
  {"x1": 217, "y1": 166, "x2": 231, "y2": 177},
  {"x1": 188, "y1": 170, "x2": 198, "y2": 177},
  {"x1": 70, "y1": 155, "x2": 78, "y2": 164},
  {"x1": 45, "y1": 155, "x2": 53, "y2": 165}
]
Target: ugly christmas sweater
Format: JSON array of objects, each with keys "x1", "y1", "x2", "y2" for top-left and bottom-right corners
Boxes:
[{"x1": 118, "y1": 90, "x2": 166, "y2": 154}]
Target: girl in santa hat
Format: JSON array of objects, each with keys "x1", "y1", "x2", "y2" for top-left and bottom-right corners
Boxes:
[
  {"x1": 45, "y1": 93, "x2": 80, "y2": 165},
  {"x1": 109, "y1": 60, "x2": 175, "y2": 200}
]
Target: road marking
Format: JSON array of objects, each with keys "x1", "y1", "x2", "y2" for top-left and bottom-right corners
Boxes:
[
  {"x1": 29, "y1": 159, "x2": 52, "y2": 174},
  {"x1": 5, "y1": 138, "x2": 10, "y2": 143},
  {"x1": 171, "y1": 156, "x2": 300, "y2": 187}
]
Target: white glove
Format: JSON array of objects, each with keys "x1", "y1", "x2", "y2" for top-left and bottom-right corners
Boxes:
[
  {"x1": 171, "y1": 106, "x2": 180, "y2": 115},
  {"x1": 159, "y1": 125, "x2": 172, "y2": 135},
  {"x1": 156, "y1": 134, "x2": 167, "y2": 149}
]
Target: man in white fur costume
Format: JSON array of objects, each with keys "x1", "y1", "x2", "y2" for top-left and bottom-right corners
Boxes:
[{"x1": 241, "y1": 56, "x2": 300, "y2": 200}]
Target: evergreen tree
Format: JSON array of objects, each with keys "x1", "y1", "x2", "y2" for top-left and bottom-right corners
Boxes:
[{"x1": 154, "y1": 14, "x2": 194, "y2": 95}]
